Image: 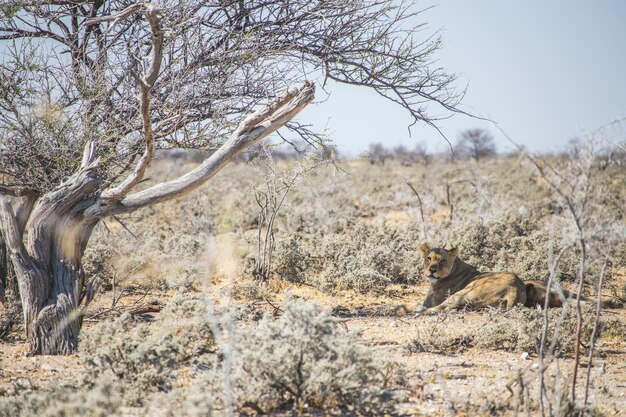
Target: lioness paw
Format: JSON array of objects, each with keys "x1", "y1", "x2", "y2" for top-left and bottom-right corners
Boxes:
[{"x1": 414, "y1": 305, "x2": 427, "y2": 317}]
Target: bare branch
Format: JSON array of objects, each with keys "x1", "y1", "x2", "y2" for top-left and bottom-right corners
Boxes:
[
  {"x1": 0, "y1": 196, "x2": 39, "y2": 280},
  {"x1": 89, "y1": 82, "x2": 315, "y2": 217},
  {"x1": 405, "y1": 178, "x2": 427, "y2": 238},
  {"x1": 84, "y1": 3, "x2": 143, "y2": 29},
  {"x1": 100, "y1": 4, "x2": 165, "y2": 202}
]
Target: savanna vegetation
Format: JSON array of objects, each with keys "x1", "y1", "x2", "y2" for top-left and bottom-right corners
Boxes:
[
  {"x1": 2, "y1": 134, "x2": 625, "y2": 416},
  {"x1": 1, "y1": 1, "x2": 625, "y2": 416}
]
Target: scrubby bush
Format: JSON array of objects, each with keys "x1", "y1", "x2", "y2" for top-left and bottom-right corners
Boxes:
[
  {"x1": 242, "y1": 223, "x2": 422, "y2": 294},
  {"x1": 79, "y1": 294, "x2": 215, "y2": 405},
  {"x1": 0, "y1": 380, "x2": 123, "y2": 417},
  {"x1": 316, "y1": 224, "x2": 421, "y2": 293},
  {"x1": 407, "y1": 305, "x2": 597, "y2": 355},
  {"x1": 149, "y1": 387, "x2": 217, "y2": 417},
  {"x1": 230, "y1": 278, "x2": 274, "y2": 302},
  {"x1": 84, "y1": 206, "x2": 214, "y2": 292},
  {"x1": 473, "y1": 307, "x2": 597, "y2": 354},
  {"x1": 272, "y1": 236, "x2": 310, "y2": 283},
  {"x1": 76, "y1": 298, "x2": 405, "y2": 416},
  {"x1": 204, "y1": 299, "x2": 405, "y2": 416},
  {"x1": 449, "y1": 213, "x2": 582, "y2": 281},
  {"x1": 82, "y1": 240, "x2": 117, "y2": 289}
]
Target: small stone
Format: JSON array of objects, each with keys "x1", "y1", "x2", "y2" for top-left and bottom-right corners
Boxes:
[{"x1": 520, "y1": 351, "x2": 530, "y2": 360}]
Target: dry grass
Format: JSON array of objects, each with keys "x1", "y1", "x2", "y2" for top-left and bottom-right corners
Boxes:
[{"x1": 2, "y1": 151, "x2": 625, "y2": 416}]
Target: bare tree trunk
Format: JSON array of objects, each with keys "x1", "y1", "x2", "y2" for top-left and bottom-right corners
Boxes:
[
  {"x1": 0, "y1": 81, "x2": 315, "y2": 355},
  {"x1": 0, "y1": 149, "x2": 101, "y2": 354},
  {"x1": 1, "y1": 213, "x2": 99, "y2": 354},
  {"x1": 20, "y1": 215, "x2": 98, "y2": 355},
  {"x1": 1, "y1": 194, "x2": 36, "y2": 337},
  {"x1": 0, "y1": 236, "x2": 10, "y2": 302},
  {"x1": 1, "y1": 195, "x2": 35, "y2": 305}
]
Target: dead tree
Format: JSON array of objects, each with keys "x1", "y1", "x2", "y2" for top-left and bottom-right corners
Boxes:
[
  {"x1": 253, "y1": 157, "x2": 319, "y2": 282},
  {"x1": 0, "y1": 1, "x2": 463, "y2": 354},
  {"x1": 455, "y1": 129, "x2": 497, "y2": 161},
  {"x1": 526, "y1": 137, "x2": 624, "y2": 413}
]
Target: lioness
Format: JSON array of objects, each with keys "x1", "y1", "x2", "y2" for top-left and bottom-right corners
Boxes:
[
  {"x1": 417, "y1": 244, "x2": 526, "y2": 314},
  {"x1": 523, "y1": 279, "x2": 591, "y2": 308},
  {"x1": 417, "y1": 244, "x2": 585, "y2": 314}
]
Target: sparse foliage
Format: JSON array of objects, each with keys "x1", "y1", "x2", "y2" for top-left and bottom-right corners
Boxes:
[
  {"x1": 0, "y1": 0, "x2": 462, "y2": 354},
  {"x1": 523, "y1": 136, "x2": 624, "y2": 412},
  {"x1": 251, "y1": 154, "x2": 323, "y2": 281},
  {"x1": 455, "y1": 128, "x2": 497, "y2": 161},
  {"x1": 79, "y1": 294, "x2": 215, "y2": 404},
  {"x1": 207, "y1": 299, "x2": 405, "y2": 415},
  {"x1": 406, "y1": 306, "x2": 596, "y2": 355},
  {"x1": 0, "y1": 380, "x2": 124, "y2": 417}
]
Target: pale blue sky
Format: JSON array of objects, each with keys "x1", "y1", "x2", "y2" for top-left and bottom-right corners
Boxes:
[{"x1": 304, "y1": 1, "x2": 626, "y2": 156}]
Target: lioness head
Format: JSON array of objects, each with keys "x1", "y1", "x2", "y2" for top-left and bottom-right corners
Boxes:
[{"x1": 419, "y1": 243, "x2": 458, "y2": 282}]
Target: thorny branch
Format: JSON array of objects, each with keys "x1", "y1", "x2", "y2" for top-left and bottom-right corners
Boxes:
[{"x1": 1, "y1": 0, "x2": 464, "y2": 197}]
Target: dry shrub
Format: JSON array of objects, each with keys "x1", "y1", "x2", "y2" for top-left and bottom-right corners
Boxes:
[
  {"x1": 204, "y1": 299, "x2": 405, "y2": 416},
  {"x1": 0, "y1": 380, "x2": 123, "y2": 417},
  {"x1": 272, "y1": 235, "x2": 309, "y2": 283},
  {"x1": 314, "y1": 224, "x2": 420, "y2": 293},
  {"x1": 93, "y1": 298, "x2": 406, "y2": 416},
  {"x1": 473, "y1": 306, "x2": 597, "y2": 354},
  {"x1": 407, "y1": 305, "x2": 597, "y2": 355},
  {"x1": 230, "y1": 278, "x2": 273, "y2": 301},
  {"x1": 601, "y1": 318, "x2": 626, "y2": 342},
  {"x1": 146, "y1": 387, "x2": 217, "y2": 417},
  {"x1": 79, "y1": 293, "x2": 215, "y2": 405},
  {"x1": 450, "y1": 213, "x2": 584, "y2": 281},
  {"x1": 243, "y1": 223, "x2": 421, "y2": 294},
  {"x1": 84, "y1": 217, "x2": 211, "y2": 292},
  {"x1": 82, "y1": 240, "x2": 117, "y2": 288}
]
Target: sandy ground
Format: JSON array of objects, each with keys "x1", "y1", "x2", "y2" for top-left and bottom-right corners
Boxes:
[
  {"x1": 343, "y1": 312, "x2": 626, "y2": 416},
  {"x1": 1, "y1": 282, "x2": 625, "y2": 416}
]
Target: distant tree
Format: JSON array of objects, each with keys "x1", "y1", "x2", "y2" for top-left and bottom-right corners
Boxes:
[
  {"x1": 392, "y1": 142, "x2": 430, "y2": 165},
  {"x1": 392, "y1": 145, "x2": 410, "y2": 165},
  {"x1": 455, "y1": 129, "x2": 497, "y2": 161},
  {"x1": 0, "y1": 1, "x2": 463, "y2": 354},
  {"x1": 411, "y1": 142, "x2": 432, "y2": 165},
  {"x1": 368, "y1": 143, "x2": 392, "y2": 165}
]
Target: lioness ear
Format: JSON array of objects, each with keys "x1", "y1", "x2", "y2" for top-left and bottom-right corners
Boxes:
[
  {"x1": 419, "y1": 243, "x2": 431, "y2": 257},
  {"x1": 448, "y1": 247, "x2": 459, "y2": 258}
]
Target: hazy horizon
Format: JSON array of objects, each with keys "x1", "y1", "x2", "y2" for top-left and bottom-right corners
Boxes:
[{"x1": 303, "y1": 1, "x2": 626, "y2": 157}]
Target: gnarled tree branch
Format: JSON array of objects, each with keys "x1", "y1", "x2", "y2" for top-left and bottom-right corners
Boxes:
[
  {"x1": 88, "y1": 81, "x2": 315, "y2": 217},
  {"x1": 0, "y1": 195, "x2": 44, "y2": 320},
  {"x1": 99, "y1": 4, "x2": 164, "y2": 202}
]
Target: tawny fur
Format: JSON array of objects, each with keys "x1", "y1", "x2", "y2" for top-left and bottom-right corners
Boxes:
[
  {"x1": 394, "y1": 244, "x2": 590, "y2": 315},
  {"x1": 523, "y1": 279, "x2": 592, "y2": 308}
]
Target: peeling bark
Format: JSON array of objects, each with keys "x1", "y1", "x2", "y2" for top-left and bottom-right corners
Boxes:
[
  {"x1": 0, "y1": 147, "x2": 102, "y2": 354},
  {"x1": 0, "y1": 81, "x2": 314, "y2": 354},
  {"x1": 0, "y1": 3, "x2": 316, "y2": 355}
]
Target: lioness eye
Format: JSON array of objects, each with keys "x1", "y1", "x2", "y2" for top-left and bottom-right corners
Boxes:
[{"x1": 439, "y1": 260, "x2": 445, "y2": 265}]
